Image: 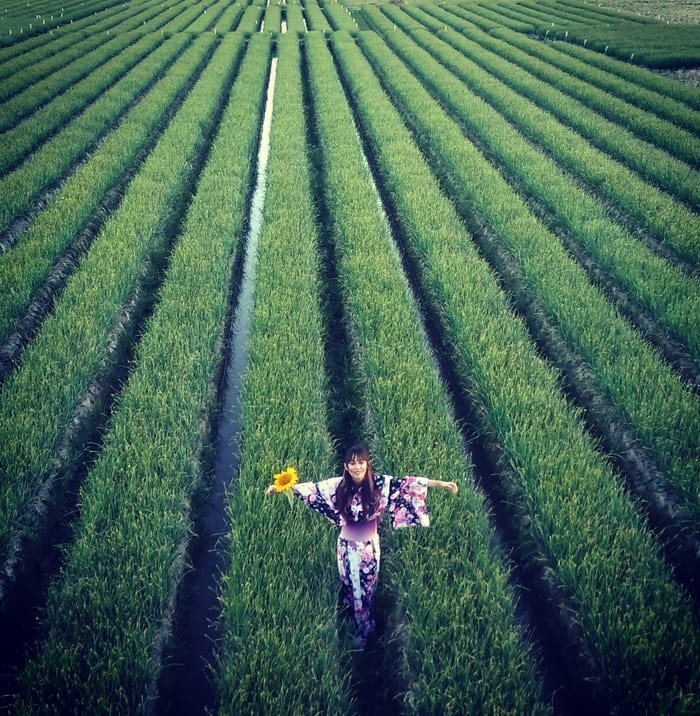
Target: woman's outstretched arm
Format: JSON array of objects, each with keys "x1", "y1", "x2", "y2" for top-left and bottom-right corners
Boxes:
[{"x1": 424, "y1": 478, "x2": 459, "y2": 494}]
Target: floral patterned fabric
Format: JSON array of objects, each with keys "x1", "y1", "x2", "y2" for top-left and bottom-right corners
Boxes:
[
  {"x1": 293, "y1": 474, "x2": 429, "y2": 644},
  {"x1": 337, "y1": 534, "x2": 380, "y2": 643}
]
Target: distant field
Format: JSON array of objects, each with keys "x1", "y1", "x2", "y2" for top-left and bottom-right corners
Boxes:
[{"x1": 591, "y1": 0, "x2": 700, "y2": 24}]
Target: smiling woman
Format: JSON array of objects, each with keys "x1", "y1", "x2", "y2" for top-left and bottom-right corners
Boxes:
[{"x1": 265, "y1": 444, "x2": 458, "y2": 646}]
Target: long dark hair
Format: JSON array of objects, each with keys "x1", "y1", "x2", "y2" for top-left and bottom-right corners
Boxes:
[{"x1": 336, "y1": 444, "x2": 380, "y2": 522}]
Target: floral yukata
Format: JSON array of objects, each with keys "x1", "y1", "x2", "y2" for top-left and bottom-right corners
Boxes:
[{"x1": 294, "y1": 474, "x2": 429, "y2": 644}]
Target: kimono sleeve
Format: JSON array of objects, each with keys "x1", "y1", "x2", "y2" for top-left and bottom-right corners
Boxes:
[
  {"x1": 387, "y1": 476, "x2": 430, "y2": 529},
  {"x1": 293, "y1": 477, "x2": 342, "y2": 526}
]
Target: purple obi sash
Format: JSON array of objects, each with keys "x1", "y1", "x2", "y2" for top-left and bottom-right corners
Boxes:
[{"x1": 339, "y1": 517, "x2": 378, "y2": 541}]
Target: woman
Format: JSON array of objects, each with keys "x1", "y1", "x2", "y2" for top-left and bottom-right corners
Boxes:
[{"x1": 265, "y1": 444, "x2": 458, "y2": 646}]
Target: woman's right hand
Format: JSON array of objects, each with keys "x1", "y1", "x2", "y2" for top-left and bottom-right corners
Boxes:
[{"x1": 265, "y1": 484, "x2": 277, "y2": 495}]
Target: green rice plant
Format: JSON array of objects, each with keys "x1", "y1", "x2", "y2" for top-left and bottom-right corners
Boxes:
[
  {"x1": 554, "y1": 0, "x2": 654, "y2": 23},
  {"x1": 0, "y1": 0, "x2": 166, "y2": 62},
  {"x1": 13, "y1": 33, "x2": 268, "y2": 713},
  {"x1": 215, "y1": 34, "x2": 354, "y2": 714},
  {"x1": 401, "y1": 3, "x2": 699, "y2": 212},
  {"x1": 542, "y1": 21, "x2": 700, "y2": 70},
  {"x1": 486, "y1": 0, "x2": 572, "y2": 28},
  {"x1": 0, "y1": 33, "x2": 203, "y2": 343},
  {"x1": 149, "y1": 0, "x2": 228, "y2": 34},
  {"x1": 451, "y1": 1, "x2": 535, "y2": 33},
  {"x1": 302, "y1": 0, "x2": 331, "y2": 32},
  {"x1": 0, "y1": 30, "x2": 234, "y2": 570},
  {"x1": 332, "y1": 29, "x2": 700, "y2": 712},
  {"x1": 305, "y1": 31, "x2": 548, "y2": 714},
  {"x1": 372, "y1": 6, "x2": 700, "y2": 345},
  {"x1": 518, "y1": 0, "x2": 620, "y2": 25},
  {"x1": 1, "y1": 31, "x2": 167, "y2": 174},
  {"x1": 355, "y1": 20, "x2": 700, "y2": 532},
  {"x1": 443, "y1": 4, "x2": 700, "y2": 156}
]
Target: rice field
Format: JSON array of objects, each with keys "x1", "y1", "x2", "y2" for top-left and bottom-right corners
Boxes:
[{"x1": 0, "y1": 0, "x2": 698, "y2": 713}]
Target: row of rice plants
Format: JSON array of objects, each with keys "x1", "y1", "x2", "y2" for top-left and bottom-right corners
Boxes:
[
  {"x1": 507, "y1": 0, "x2": 635, "y2": 31},
  {"x1": 541, "y1": 0, "x2": 647, "y2": 24},
  {"x1": 3, "y1": 0, "x2": 103, "y2": 20},
  {"x1": 447, "y1": 4, "x2": 700, "y2": 157},
  {"x1": 0, "y1": 30, "x2": 234, "y2": 574},
  {"x1": 11, "y1": 33, "x2": 270, "y2": 713},
  {"x1": 305, "y1": 32, "x2": 548, "y2": 713},
  {"x1": 355, "y1": 22, "x2": 700, "y2": 527},
  {"x1": 285, "y1": 1, "x2": 306, "y2": 34},
  {"x1": 0, "y1": 33, "x2": 203, "y2": 345},
  {"x1": 261, "y1": 2, "x2": 281, "y2": 33},
  {"x1": 0, "y1": 0, "x2": 158, "y2": 69},
  {"x1": 320, "y1": 0, "x2": 357, "y2": 32},
  {"x1": 1, "y1": 30, "x2": 169, "y2": 175},
  {"x1": 0, "y1": 0, "x2": 161, "y2": 95},
  {"x1": 331, "y1": 29, "x2": 700, "y2": 712},
  {"x1": 373, "y1": 6, "x2": 700, "y2": 353},
  {"x1": 215, "y1": 35, "x2": 354, "y2": 713},
  {"x1": 302, "y1": 0, "x2": 331, "y2": 32},
  {"x1": 237, "y1": 1, "x2": 265, "y2": 35},
  {"x1": 0, "y1": 0, "x2": 217, "y2": 231},
  {"x1": 484, "y1": 19, "x2": 700, "y2": 134},
  {"x1": 406, "y1": 3, "x2": 699, "y2": 213},
  {"x1": 0, "y1": 0, "x2": 122, "y2": 44}
]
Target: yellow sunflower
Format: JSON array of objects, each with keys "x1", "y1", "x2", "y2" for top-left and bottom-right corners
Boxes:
[{"x1": 273, "y1": 466, "x2": 298, "y2": 493}]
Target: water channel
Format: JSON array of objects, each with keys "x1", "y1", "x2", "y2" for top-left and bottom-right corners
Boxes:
[{"x1": 159, "y1": 53, "x2": 278, "y2": 715}]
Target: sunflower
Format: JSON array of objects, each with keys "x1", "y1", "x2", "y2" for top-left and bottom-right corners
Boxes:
[{"x1": 273, "y1": 466, "x2": 298, "y2": 492}]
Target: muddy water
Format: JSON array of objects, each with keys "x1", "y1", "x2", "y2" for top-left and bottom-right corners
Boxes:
[{"x1": 159, "y1": 56, "x2": 278, "y2": 715}]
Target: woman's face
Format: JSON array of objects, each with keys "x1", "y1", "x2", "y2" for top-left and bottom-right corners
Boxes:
[{"x1": 345, "y1": 456, "x2": 368, "y2": 484}]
